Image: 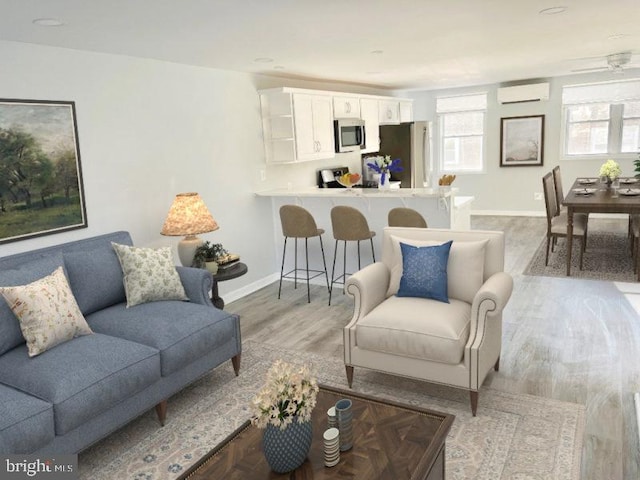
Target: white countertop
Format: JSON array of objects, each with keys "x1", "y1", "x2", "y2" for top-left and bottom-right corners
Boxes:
[{"x1": 255, "y1": 186, "x2": 458, "y2": 198}]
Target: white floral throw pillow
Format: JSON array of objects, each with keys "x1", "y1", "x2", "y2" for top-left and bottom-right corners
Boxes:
[
  {"x1": 111, "y1": 243, "x2": 188, "y2": 307},
  {"x1": 0, "y1": 266, "x2": 93, "y2": 357}
]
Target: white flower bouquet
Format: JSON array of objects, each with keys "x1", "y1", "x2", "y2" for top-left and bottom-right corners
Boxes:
[
  {"x1": 599, "y1": 159, "x2": 621, "y2": 180},
  {"x1": 251, "y1": 360, "x2": 319, "y2": 430}
]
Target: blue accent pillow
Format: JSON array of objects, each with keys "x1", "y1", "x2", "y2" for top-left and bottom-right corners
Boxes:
[{"x1": 397, "y1": 241, "x2": 452, "y2": 303}]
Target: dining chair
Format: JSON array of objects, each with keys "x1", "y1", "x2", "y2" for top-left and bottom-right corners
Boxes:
[
  {"x1": 552, "y1": 165, "x2": 589, "y2": 248},
  {"x1": 542, "y1": 172, "x2": 587, "y2": 268}
]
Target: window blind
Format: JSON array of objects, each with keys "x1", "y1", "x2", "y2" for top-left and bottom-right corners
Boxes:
[
  {"x1": 562, "y1": 79, "x2": 640, "y2": 105},
  {"x1": 436, "y1": 93, "x2": 487, "y2": 113}
]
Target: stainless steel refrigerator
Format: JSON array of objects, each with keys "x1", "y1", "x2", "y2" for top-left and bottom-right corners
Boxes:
[{"x1": 368, "y1": 121, "x2": 431, "y2": 188}]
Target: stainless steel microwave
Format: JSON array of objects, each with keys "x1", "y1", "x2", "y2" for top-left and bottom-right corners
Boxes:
[{"x1": 334, "y1": 118, "x2": 365, "y2": 153}]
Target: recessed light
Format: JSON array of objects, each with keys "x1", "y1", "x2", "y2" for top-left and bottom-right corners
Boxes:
[
  {"x1": 370, "y1": 50, "x2": 384, "y2": 55},
  {"x1": 539, "y1": 6, "x2": 567, "y2": 15},
  {"x1": 253, "y1": 57, "x2": 274, "y2": 63},
  {"x1": 32, "y1": 18, "x2": 65, "y2": 27},
  {"x1": 273, "y1": 65, "x2": 285, "y2": 70}
]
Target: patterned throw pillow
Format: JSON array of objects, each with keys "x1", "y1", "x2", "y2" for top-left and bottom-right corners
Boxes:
[
  {"x1": 0, "y1": 266, "x2": 93, "y2": 357},
  {"x1": 397, "y1": 241, "x2": 453, "y2": 303},
  {"x1": 111, "y1": 243, "x2": 188, "y2": 307}
]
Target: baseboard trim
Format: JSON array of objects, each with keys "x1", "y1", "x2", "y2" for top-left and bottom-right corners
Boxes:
[
  {"x1": 472, "y1": 210, "x2": 545, "y2": 217},
  {"x1": 222, "y1": 273, "x2": 279, "y2": 305}
]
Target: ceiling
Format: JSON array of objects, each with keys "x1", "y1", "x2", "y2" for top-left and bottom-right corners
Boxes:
[{"x1": 1, "y1": 0, "x2": 640, "y2": 91}]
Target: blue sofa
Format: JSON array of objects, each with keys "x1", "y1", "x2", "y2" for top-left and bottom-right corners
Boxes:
[{"x1": 0, "y1": 231, "x2": 241, "y2": 454}]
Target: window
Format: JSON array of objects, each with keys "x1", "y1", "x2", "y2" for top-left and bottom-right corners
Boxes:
[
  {"x1": 562, "y1": 80, "x2": 640, "y2": 157},
  {"x1": 437, "y1": 93, "x2": 487, "y2": 172}
]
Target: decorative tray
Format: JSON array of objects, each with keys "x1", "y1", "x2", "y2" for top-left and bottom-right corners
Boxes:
[{"x1": 217, "y1": 253, "x2": 240, "y2": 266}]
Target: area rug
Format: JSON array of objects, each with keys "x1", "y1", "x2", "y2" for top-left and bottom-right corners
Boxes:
[
  {"x1": 78, "y1": 340, "x2": 585, "y2": 480},
  {"x1": 524, "y1": 231, "x2": 636, "y2": 282}
]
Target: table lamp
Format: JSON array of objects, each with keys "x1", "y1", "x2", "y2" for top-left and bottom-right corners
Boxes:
[{"x1": 161, "y1": 192, "x2": 219, "y2": 266}]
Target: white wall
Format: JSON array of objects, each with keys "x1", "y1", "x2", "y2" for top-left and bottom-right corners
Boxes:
[
  {"x1": 0, "y1": 40, "x2": 394, "y2": 300},
  {"x1": 404, "y1": 69, "x2": 640, "y2": 214},
  {"x1": 0, "y1": 40, "x2": 276, "y2": 299}
]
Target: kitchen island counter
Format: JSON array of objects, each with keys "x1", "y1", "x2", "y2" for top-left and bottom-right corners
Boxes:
[
  {"x1": 257, "y1": 186, "x2": 474, "y2": 284},
  {"x1": 255, "y1": 186, "x2": 453, "y2": 198}
]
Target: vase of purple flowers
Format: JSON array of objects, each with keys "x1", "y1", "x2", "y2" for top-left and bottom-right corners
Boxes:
[{"x1": 366, "y1": 156, "x2": 402, "y2": 189}]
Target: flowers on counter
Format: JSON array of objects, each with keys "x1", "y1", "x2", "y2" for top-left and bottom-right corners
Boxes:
[
  {"x1": 251, "y1": 360, "x2": 319, "y2": 430},
  {"x1": 366, "y1": 155, "x2": 403, "y2": 186},
  {"x1": 599, "y1": 159, "x2": 621, "y2": 180}
]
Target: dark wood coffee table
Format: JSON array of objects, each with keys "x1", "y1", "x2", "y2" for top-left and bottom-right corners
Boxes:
[{"x1": 178, "y1": 385, "x2": 454, "y2": 480}]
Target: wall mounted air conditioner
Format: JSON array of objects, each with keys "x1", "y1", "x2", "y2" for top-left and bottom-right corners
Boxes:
[{"x1": 497, "y1": 83, "x2": 550, "y2": 104}]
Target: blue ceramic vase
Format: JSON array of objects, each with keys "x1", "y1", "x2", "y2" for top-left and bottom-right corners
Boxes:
[{"x1": 262, "y1": 418, "x2": 313, "y2": 473}]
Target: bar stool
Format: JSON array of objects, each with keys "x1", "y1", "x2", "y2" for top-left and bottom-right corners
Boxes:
[
  {"x1": 329, "y1": 206, "x2": 376, "y2": 305},
  {"x1": 388, "y1": 207, "x2": 428, "y2": 228},
  {"x1": 278, "y1": 205, "x2": 330, "y2": 303}
]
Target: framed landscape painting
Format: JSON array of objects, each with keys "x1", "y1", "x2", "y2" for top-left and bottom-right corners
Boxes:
[
  {"x1": 0, "y1": 99, "x2": 87, "y2": 244},
  {"x1": 500, "y1": 115, "x2": 545, "y2": 167}
]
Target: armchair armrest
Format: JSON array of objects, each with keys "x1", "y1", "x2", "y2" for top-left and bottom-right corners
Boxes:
[
  {"x1": 471, "y1": 271, "x2": 513, "y2": 316},
  {"x1": 176, "y1": 266, "x2": 214, "y2": 306},
  {"x1": 345, "y1": 262, "x2": 390, "y2": 326}
]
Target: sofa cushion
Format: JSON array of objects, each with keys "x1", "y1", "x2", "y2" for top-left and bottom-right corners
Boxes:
[
  {"x1": 387, "y1": 236, "x2": 488, "y2": 304},
  {"x1": 0, "y1": 254, "x2": 66, "y2": 356},
  {"x1": 86, "y1": 301, "x2": 237, "y2": 376},
  {"x1": 64, "y1": 248, "x2": 126, "y2": 315},
  {"x1": 0, "y1": 266, "x2": 93, "y2": 357},
  {"x1": 397, "y1": 241, "x2": 451, "y2": 303},
  {"x1": 355, "y1": 295, "x2": 471, "y2": 365},
  {"x1": 0, "y1": 384, "x2": 54, "y2": 454},
  {"x1": 111, "y1": 243, "x2": 188, "y2": 307},
  {"x1": 0, "y1": 333, "x2": 160, "y2": 436}
]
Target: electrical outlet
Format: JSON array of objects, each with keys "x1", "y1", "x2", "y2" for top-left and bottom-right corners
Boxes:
[
  {"x1": 260, "y1": 169, "x2": 266, "y2": 181},
  {"x1": 534, "y1": 192, "x2": 543, "y2": 201}
]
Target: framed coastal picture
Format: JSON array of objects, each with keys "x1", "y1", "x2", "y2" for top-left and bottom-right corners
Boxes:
[
  {"x1": 0, "y1": 99, "x2": 87, "y2": 244},
  {"x1": 500, "y1": 115, "x2": 545, "y2": 167}
]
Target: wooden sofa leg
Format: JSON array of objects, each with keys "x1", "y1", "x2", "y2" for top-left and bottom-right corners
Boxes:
[
  {"x1": 155, "y1": 400, "x2": 167, "y2": 426},
  {"x1": 345, "y1": 365, "x2": 354, "y2": 388},
  {"x1": 232, "y1": 353, "x2": 241, "y2": 377},
  {"x1": 494, "y1": 356, "x2": 500, "y2": 372},
  {"x1": 470, "y1": 391, "x2": 478, "y2": 417}
]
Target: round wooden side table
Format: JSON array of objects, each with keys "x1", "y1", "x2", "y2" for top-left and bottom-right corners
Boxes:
[{"x1": 211, "y1": 262, "x2": 248, "y2": 309}]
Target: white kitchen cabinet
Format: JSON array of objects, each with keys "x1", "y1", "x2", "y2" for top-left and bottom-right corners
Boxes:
[
  {"x1": 293, "y1": 94, "x2": 335, "y2": 161},
  {"x1": 360, "y1": 98, "x2": 380, "y2": 153},
  {"x1": 400, "y1": 100, "x2": 413, "y2": 123},
  {"x1": 379, "y1": 100, "x2": 400, "y2": 125},
  {"x1": 333, "y1": 96, "x2": 361, "y2": 118},
  {"x1": 259, "y1": 89, "x2": 335, "y2": 163}
]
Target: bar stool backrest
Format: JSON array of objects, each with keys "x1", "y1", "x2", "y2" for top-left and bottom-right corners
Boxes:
[
  {"x1": 331, "y1": 206, "x2": 373, "y2": 241},
  {"x1": 279, "y1": 205, "x2": 320, "y2": 238},
  {"x1": 388, "y1": 207, "x2": 428, "y2": 228}
]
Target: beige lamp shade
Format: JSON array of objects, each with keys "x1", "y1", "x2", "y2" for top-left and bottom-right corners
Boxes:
[
  {"x1": 161, "y1": 192, "x2": 219, "y2": 236},
  {"x1": 161, "y1": 192, "x2": 219, "y2": 266}
]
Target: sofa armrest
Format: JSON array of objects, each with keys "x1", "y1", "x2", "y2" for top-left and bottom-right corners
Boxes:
[
  {"x1": 176, "y1": 266, "x2": 214, "y2": 306},
  {"x1": 345, "y1": 262, "x2": 390, "y2": 326}
]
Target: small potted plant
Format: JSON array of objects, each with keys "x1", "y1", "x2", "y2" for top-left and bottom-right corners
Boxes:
[{"x1": 193, "y1": 241, "x2": 227, "y2": 273}]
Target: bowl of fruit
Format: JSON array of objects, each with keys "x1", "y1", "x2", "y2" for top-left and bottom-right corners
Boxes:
[{"x1": 336, "y1": 172, "x2": 361, "y2": 190}]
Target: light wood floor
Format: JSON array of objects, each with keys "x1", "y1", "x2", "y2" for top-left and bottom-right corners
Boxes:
[{"x1": 226, "y1": 216, "x2": 640, "y2": 480}]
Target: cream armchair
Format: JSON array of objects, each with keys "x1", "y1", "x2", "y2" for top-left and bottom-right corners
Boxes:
[{"x1": 344, "y1": 227, "x2": 513, "y2": 416}]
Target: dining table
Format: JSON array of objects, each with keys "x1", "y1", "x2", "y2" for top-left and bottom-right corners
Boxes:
[{"x1": 564, "y1": 176, "x2": 640, "y2": 276}]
